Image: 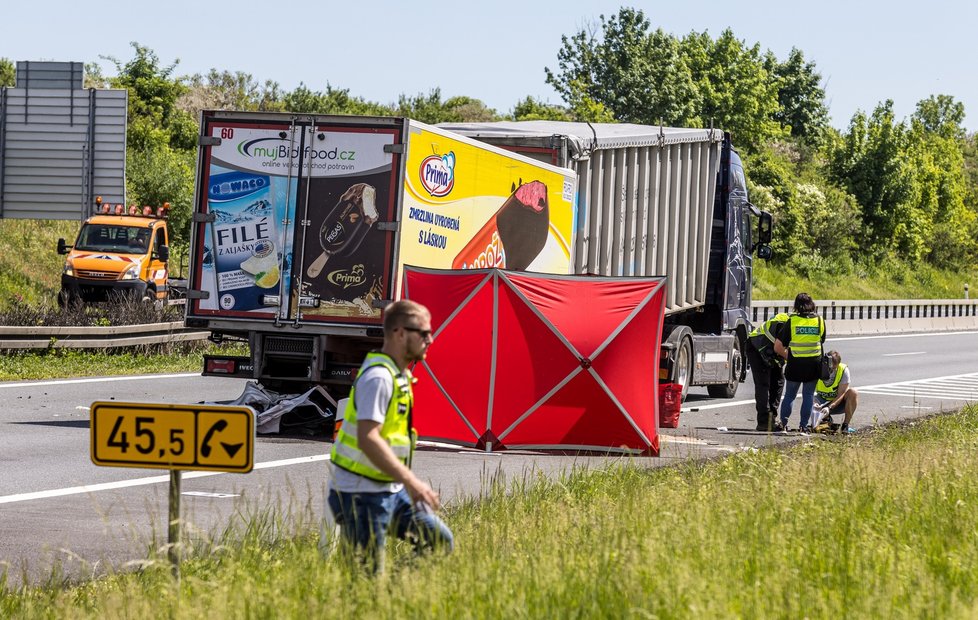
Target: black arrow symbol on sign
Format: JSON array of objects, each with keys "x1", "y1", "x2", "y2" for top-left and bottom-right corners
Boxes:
[{"x1": 222, "y1": 442, "x2": 244, "y2": 459}]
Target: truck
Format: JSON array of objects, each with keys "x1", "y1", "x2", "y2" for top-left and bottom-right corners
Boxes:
[
  {"x1": 184, "y1": 111, "x2": 578, "y2": 406},
  {"x1": 57, "y1": 198, "x2": 176, "y2": 306},
  {"x1": 438, "y1": 121, "x2": 773, "y2": 400},
  {"x1": 185, "y1": 111, "x2": 770, "y2": 414}
]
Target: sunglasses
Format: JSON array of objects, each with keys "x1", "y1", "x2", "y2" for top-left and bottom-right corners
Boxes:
[{"x1": 401, "y1": 326, "x2": 433, "y2": 339}]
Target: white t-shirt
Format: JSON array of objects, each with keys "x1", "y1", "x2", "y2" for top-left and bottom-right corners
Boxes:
[
  {"x1": 329, "y1": 365, "x2": 404, "y2": 493},
  {"x1": 816, "y1": 366, "x2": 852, "y2": 406}
]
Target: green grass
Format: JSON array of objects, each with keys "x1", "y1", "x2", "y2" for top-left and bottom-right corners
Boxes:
[
  {"x1": 0, "y1": 343, "x2": 248, "y2": 382},
  {"x1": 753, "y1": 259, "x2": 977, "y2": 300},
  {"x1": 0, "y1": 219, "x2": 78, "y2": 308},
  {"x1": 4, "y1": 406, "x2": 978, "y2": 618}
]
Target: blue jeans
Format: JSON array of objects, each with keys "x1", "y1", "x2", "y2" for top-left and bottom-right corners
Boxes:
[
  {"x1": 327, "y1": 487, "x2": 453, "y2": 573},
  {"x1": 779, "y1": 379, "x2": 818, "y2": 428}
]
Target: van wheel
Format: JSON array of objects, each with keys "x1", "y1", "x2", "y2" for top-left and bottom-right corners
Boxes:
[{"x1": 708, "y1": 336, "x2": 741, "y2": 399}]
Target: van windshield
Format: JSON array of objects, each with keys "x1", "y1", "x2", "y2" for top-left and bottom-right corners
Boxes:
[{"x1": 76, "y1": 224, "x2": 152, "y2": 254}]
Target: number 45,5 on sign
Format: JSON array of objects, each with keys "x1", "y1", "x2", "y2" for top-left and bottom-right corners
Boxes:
[{"x1": 90, "y1": 402, "x2": 254, "y2": 473}]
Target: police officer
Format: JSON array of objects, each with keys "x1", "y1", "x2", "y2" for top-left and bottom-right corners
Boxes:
[
  {"x1": 326, "y1": 299, "x2": 453, "y2": 573},
  {"x1": 747, "y1": 312, "x2": 788, "y2": 432},
  {"x1": 774, "y1": 293, "x2": 826, "y2": 433}
]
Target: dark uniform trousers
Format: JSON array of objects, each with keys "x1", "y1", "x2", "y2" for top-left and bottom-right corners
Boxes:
[{"x1": 746, "y1": 343, "x2": 785, "y2": 425}]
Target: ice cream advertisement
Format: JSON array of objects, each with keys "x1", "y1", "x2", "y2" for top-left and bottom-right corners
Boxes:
[
  {"x1": 195, "y1": 125, "x2": 302, "y2": 316},
  {"x1": 295, "y1": 126, "x2": 398, "y2": 321},
  {"x1": 398, "y1": 126, "x2": 576, "y2": 293}
]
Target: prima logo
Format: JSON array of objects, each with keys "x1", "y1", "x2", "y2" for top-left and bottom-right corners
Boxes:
[
  {"x1": 327, "y1": 264, "x2": 367, "y2": 289},
  {"x1": 420, "y1": 152, "x2": 455, "y2": 197}
]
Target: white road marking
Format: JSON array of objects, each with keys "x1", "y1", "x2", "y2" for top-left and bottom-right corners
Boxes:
[
  {"x1": 182, "y1": 491, "x2": 240, "y2": 498},
  {"x1": 682, "y1": 399, "x2": 755, "y2": 412},
  {"x1": 882, "y1": 351, "x2": 926, "y2": 357},
  {"x1": 0, "y1": 454, "x2": 329, "y2": 505},
  {"x1": 859, "y1": 372, "x2": 978, "y2": 402},
  {"x1": 828, "y1": 331, "x2": 978, "y2": 342},
  {"x1": 660, "y1": 435, "x2": 710, "y2": 445},
  {"x1": 0, "y1": 373, "x2": 201, "y2": 389},
  {"x1": 682, "y1": 372, "x2": 978, "y2": 412}
]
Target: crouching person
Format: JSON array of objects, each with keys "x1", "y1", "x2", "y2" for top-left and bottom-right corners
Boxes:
[
  {"x1": 326, "y1": 300, "x2": 453, "y2": 574},
  {"x1": 812, "y1": 350, "x2": 859, "y2": 433}
]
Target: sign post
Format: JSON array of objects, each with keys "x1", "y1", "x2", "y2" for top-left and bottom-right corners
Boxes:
[{"x1": 90, "y1": 401, "x2": 255, "y2": 578}]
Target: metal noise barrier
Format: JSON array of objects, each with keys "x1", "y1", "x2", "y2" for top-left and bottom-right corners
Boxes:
[{"x1": 751, "y1": 300, "x2": 978, "y2": 337}]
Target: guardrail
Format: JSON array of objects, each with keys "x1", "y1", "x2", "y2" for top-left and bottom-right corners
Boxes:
[
  {"x1": 0, "y1": 300, "x2": 975, "y2": 350},
  {"x1": 752, "y1": 299, "x2": 978, "y2": 336},
  {"x1": 0, "y1": 321, "x2": 211, "y2": 350}
]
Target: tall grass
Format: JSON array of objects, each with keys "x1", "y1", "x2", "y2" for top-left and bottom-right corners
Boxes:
[
  {"x1": 753, "y1": 259, "x2": 977, "y2": 300},
  {"x1": 4, "y1": 407, "x2": 978, "y2": 618},
  {"x1": 0, "y1": 219, "x2": 78, "y2": 309}
]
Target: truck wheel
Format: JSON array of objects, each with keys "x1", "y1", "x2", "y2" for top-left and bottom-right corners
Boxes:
[
  {"x1": 675, "y1": 336, "x2": 693, "y2": 402},
  {"x1": 707, "y1": 335, "x2": 741, "y2": 398}
]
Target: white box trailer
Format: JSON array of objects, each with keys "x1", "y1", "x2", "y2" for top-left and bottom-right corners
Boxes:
[
  {"x1": 185, "y1": 111, "x2": 579, "y2": 399},
  {"x1": 440, "y1": 121, "x2": 773, "y2": 399}
]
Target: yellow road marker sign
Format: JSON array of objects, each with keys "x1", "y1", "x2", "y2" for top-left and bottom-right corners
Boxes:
[{"x1": 91, "y1": 402, "x2": 254, "y2": 473}]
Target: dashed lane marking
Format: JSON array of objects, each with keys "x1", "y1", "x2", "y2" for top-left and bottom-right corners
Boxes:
[{"x1": 858, "y1": 372, "x2": 978, "y2": 402}]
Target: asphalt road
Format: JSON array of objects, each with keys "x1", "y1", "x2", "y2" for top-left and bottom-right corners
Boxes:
[{"x1": 1, "y1": 330, "x2": 976, "y2": 586}]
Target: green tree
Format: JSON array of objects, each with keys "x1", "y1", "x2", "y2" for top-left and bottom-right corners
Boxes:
[
  {"x1": 83, "y1": 62, "x2": 109, "y2": 88},
  {"x1": 103, "y1": 44, "x2": 198, "y2": 243},
  {"x1": 545, "y1": 8, "x2": 699, "y2": 125},
  {"x1": 1, "y1": 58, "x2": 16, "y2": 86},
  {"x1": 126, "y1": 145, "x2": 195, "y2": 247},
  {"x1": 183, "y1": 70, "x2": 284, "y2": 114},
  {"x1": 282, "y1": 83, "x2": 388, "y2": 115},
  {"x1": 830, "y1": 102, "x2": 923, "y2": 260},
  {"x1": 913, "y1": 94, "x2": 966, "y2": 138},
  {"x1": 909, "y1": 97, "x2": 975, "y2": 268},
  {"x1": 104, "y1": 43, "x2": 197, "y2": 151},
  {"x1": 511, "y1": 96, "x2": 574, "y2": 121},
  {"x1": 766, "y1": 48, "x2": 829, "y2": 144},
  {"x1": 393, "y1": 89, "x2": 499, "y2": 123},
  {"x1": 680, "y1": 29, "x2": 785, "y2": 151}
]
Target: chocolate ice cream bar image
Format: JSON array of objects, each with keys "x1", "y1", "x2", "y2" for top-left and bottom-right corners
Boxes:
[
  {"x1": 307, "y1": 183, "x2": 378, "y2": 278},
  {"x1": 452, "y1": 180, "x2": 550, "y2": 271}
]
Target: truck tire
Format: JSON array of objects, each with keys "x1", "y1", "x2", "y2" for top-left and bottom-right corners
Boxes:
[
  {"x1": 675, "y1": 336, "x2": 693, "y2": 402},
  {"x1": 707, "y1": 335, "x2": 741, "y2": 399}
]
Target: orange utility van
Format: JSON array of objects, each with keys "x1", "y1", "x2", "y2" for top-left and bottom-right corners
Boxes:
[{"x1": 57, "y1": 198, "x2": 172, "y2": 305}]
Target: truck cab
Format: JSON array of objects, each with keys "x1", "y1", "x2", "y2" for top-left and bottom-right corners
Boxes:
[{"x1": 57, "y1": 199, "x2": 171, "y2": 306}]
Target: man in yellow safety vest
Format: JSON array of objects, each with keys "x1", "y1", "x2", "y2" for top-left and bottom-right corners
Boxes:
[{"x1": 326, "y1": 299, "x2": 453, "y2": 573}]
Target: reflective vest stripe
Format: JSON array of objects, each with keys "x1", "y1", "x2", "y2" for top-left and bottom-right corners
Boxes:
[
  {"x1": 750, "y1": 313, "x2": 789, "y2": 348},
  {"x1": 816, "y1": 363, "x2": 847, "y2": 401},
  {"x1": 330, "y1": 352, "x2": 414, "y2": 482},
  {"x1": 787, "y1": 315, "x2": 824, "y2": 358}
]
